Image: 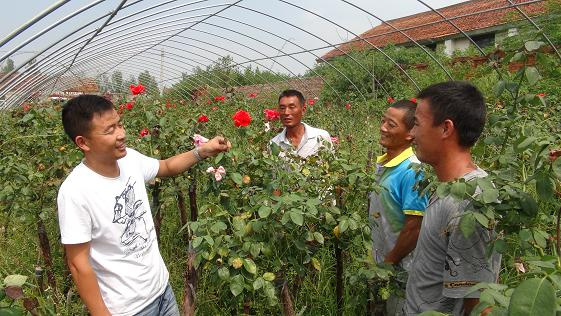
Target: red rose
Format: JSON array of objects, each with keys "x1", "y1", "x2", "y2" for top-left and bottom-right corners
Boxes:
[
  {"x1": 264, "y1": 109, "x2": 280, "y2": 121},
  {"x1": 345, "y1": 103, "x2": 351, "y2": 109},
  {"x1": 207, "y1": 99, "x2": 212, "y2": 105},
  {"x1": 22, "y1": 104, "x2": 31, "y2": 112},
  {"x1": 387, "y1": 97, "x2": 395, "y2": 103},
  {"x1": 537, "y1": 93, "x2": 546, "y2": 97},
  {"x1": 139, "y1": 128, "x2": 149, "y2": 138},
  {"x1": 211, "y1": 106, "x2": 219, "y2": 111},
  {"x1": 165, "y1": 101, "x2": 176, "y2": 108},
  {"x1": 410, "y1": 97, "x2": 417, "y2": 103},
  {"x1": 130, "y1": 84, "x2": 145, "y2": 95},
  {"x1": 214, "y1": 95, "x2": 225, "y2": 102},
  {"x1": 308, "y1": 99, "x2": 315, "y2": 106},
  {"x1": 125, "y1": 102, "x2": 134, "y2": 110},
  {"x1": 198, "y1": 115, "x2": 209, "y2": 123},
  {"x1": 248, "y1": 93, "x2": 258, "y2": 98},
  {"x1": 232, "y1": 110, "x2": 252, "y2": 127}
]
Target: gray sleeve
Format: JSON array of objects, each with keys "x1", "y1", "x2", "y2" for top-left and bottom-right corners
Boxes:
[{"x1": 442, "y1": 204, "x2": 500, "y2": 299}]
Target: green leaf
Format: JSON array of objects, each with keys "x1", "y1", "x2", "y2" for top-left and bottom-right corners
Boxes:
[
  {"x1": 507, "y1": 278, "x2": 555, "y2": 316},
  {"x1": 482, "y1": 188, "x2": 499, "y2": 204},
  {"x1": 290, "y1": 211, "x2": 304, "y2": 226},
  {"x1": 214, "y1": 152, "x2": 224, "y2": 164},
  {"x1": 204, "y1": 235, "x2": 214, "y2": 246},
  {"x1": 263, "y1": 281, "x2": 276, "y2": 300},
  {"x1": 525, "y1": 67, "x2": 542, "y2": 86},
  {"x1": 3, "y1": 275, "x2": 27, "y2": 287},
  {"x1": 535, "y1": 172, "x2": 553, "y2": 201},
  {"x1": 258, "y1": 206, "x2": 271, "y2": 218},
  {"x1": 494, "y1": 239, "x2": 506, "y2": 254},
  {"x1": 532, "y1": 230, "x2": 547, "y2": 249},
  {"x1": 192, "y1": 237, "x2": 203, "y2": 249},
  {"x1": 250, "y1": 243, "x2": 261, "y2": 258},
  {"x1": 510, "y1": 52, "x2": 525, "y2": 62},
  {"x1": 270, "y1": 142, "x2": 281, "y2": 157},
  {"x1": 493, "y1": 80, "x2": 505, "y2": 97},
  {"x1": 519, "y1": 193, "x2": 538, "y2": 217},
  {"x1": 253, "y1": 277, "x2": 265, "y2": 290},
  {"x1": 324, "y1": 212, "x2": 335, "y2": 224},
  {"x1": 436, "y1": 182, "x2": 450, "y2": 198},
  {"x1": 450, "y1": 181, "x2": 466, "y2": 199},
  {"x1": 311, "y1": 257, "x2": 321, "y2": 271},
  {"x1": 339, "y1": 219, "x2": 349, "y2": 233},
  {"x1": 553, "y1": 158, "x2": 561, "y2": 180},
  {"x1": 473, "y1": 212, "x2": 489, "y2": 228},
  {"x1": 313, "y1": 232, "x2": 324, "y2": 244},
  {"x1": 230, "y1": 274, "x2": 244, "y2": 296},
  {"x1": 0, "y1": 306, "x2": 25, "y2": 316},
  {"x1": 459, "y1": 213, "x2": 476, "y2": 238},
  {"x1": 218, "y1": 267, "x2": 230, "y2": 280},
  {"x1": 244, "y1": 258, "x2": 257, "y2": 274},
  {"x1": 210, "y1": 221, "x2": 227, "y2": 233},
  {"x1": 21, "y1": 113, "x2": 34, "y2": 123},
  {"x1": 524, "y1": 40, "x2": 545, "y2": 52},
  {"x1": 231, "y1": 172, "x2": 243, "y2": 185},
  {"x1": 263, "y1": 272, "x2": 275, "y2": 282},
  {"x1": 519, "y1": 229, "x2": 532, "y2": 242},
  {"x1": 516, "y1": 136, "x2": 537, "y2": 152}
]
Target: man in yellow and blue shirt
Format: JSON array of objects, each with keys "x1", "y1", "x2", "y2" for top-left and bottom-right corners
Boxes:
[{"x1": 369, "y1": 99, "x2": 428, "y2": 315}]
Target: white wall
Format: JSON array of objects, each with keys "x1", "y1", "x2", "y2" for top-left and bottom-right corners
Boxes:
[{"x1": 444, "y1": 37, "x2": 471, "y2": 56}]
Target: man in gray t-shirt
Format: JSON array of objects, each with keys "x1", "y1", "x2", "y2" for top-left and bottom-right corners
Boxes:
[
  {"x1": 404, "y1": 168, "x2": 501, "y2": 314},
  {"x1": 406, "y1": 81, "x2": 501, "y2": 315}
]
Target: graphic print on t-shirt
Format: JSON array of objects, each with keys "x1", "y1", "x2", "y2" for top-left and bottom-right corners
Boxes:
[{"x1": 112, "y1": 177, "x2": 153, "y2": 256}]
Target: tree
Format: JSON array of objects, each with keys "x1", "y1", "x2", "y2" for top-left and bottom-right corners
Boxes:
[
  {"x1": 1, "y1": 58, "x2": 14, "y2": 73},
  {"x1": 96, "y1": 73, "x2": 111, "y2": 94},
  {"x1": 138, "y1": 70, "x2": 159, "y2": 96},
  {"x1": 111, "y1": 71, "x2": 124, "y2": 94}
]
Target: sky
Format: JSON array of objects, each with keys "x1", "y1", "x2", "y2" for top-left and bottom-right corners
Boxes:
[{"x1": 1, "y1": 0, "x2": 466, "y2": 89}]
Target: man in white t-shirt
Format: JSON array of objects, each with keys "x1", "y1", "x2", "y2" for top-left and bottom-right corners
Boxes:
[
  {"x1": 57, "y1": 95, "x2": 230, "y2": 316},
  {"x1": 270, "y1": 90, "x2": 332, "y2": 158}
]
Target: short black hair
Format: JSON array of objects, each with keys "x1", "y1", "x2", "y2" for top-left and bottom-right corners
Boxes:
[
  {"x1": 62, "y1": 94, "x2": 114, "y2": 144},
  {"x1": 390, "y1": 99, "x2": 417, "y2": 130},
  {"x1": 278, "y1": 89, "x2": 305, "y2": 107},
  {"x1": 417, "y1": 81, "x2": 486, "y2": 148}
]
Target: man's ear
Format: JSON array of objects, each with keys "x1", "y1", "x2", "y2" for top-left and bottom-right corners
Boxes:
[
  {"x1": 441, "y1": 119, "x2": 455, "y2": 139},
  {"x1": 75, "y1": 136, "x2": 90, "y2": 152},
  {"x1": 405, "y1": 130, "x2": 414, "y2": 142}
]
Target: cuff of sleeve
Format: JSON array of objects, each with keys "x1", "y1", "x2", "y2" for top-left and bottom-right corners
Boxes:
[
  {"x1": 403, "y1": 210, "x2": 424, "y2": 216},
  {"x1": 61, "y1": 235, "x2": 92, "y2": 245}
]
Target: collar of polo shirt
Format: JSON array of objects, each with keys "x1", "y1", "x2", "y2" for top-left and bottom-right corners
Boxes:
[{"x1": 376, "y1": 147, "x2": 415, "y2": 168}]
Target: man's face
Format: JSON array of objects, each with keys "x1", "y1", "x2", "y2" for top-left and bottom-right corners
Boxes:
[
  {"x1": 379, "y1": 107, "x2": 413, "y2": 150},
  {"x1": 411, "y1": 99, "x2": 441, "y2": 165},
  {"x1": 83, "y1": 109, "x2": 127, "y2": 161},
  {"x1": 278, "y1": 96, "x2": 305, "y2": 128}
]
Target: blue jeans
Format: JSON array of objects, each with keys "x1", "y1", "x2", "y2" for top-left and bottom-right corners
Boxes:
[{"x1": 135, "y1": 283, "x2": 180, "y2": 316}]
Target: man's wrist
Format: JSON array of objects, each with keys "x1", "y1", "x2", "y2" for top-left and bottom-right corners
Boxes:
[{"x1": 193, "y1": 147, "x2": 205, "y2": 162}]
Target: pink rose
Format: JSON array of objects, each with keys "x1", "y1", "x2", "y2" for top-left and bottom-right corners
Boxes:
[
  {"x1": 193, "y1": 134, "x2": 209, "y2": 147},
  {"x1": 206, "y1": 166, "x2": 226, "y2": 181}
]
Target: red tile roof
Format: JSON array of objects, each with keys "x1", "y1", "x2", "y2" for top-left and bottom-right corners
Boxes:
[{"x1": 320, "y1": 0, "x2": 546, "y2": 61}]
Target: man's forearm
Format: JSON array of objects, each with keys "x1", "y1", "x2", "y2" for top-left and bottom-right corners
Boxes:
[
  {"x1": 385, "y1": 216, "x2": 422, "y2": 264},
  {"x1": 158, "y1": 150, "x2": 200, "y2": 178},
  {"x1": 69, "y1": 265, "x2": 111, "y2": 316}
]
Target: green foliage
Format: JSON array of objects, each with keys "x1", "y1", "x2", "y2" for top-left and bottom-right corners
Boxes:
[
  {"x1": 1, "y1": 58, "x2": 14, "y2": 73},
  {"x1": 165, "y1": 55, "x2": 290, "y2": 99}
]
